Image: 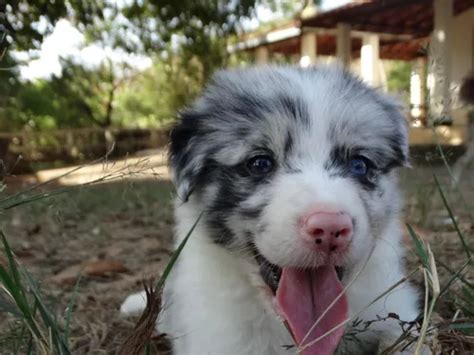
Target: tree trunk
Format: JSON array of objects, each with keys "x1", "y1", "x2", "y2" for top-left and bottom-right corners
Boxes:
[
  {"x1": 103, "y1": 83, "x2": 115, "y2": 128},
  {"x1": 101, "y1": 58, "x2": 117, "y2": 128}
]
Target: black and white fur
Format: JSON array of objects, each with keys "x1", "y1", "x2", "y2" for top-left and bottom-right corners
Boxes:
[{"x1": 121, "y1": 66, "x2": 420, "y2": 354}]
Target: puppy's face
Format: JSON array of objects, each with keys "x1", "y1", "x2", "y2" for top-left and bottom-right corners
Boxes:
[{"x1": 170, "y1": 66, "x2": 408, "y2": 277}]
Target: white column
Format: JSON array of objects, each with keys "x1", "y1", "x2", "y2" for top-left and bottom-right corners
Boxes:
[
  {"x1": 428, "y1": 0, "x2": 453, "y2": 123},
  {"x1": 410, "y1": 57, "x2": 427, "y2": 124},
  {"x1": 336, "y1": 23, "x2": 351, "y2": 67},
  {"x1": 255, "y1": 46, "x2": 269, "y2": 65},
  {"x1": 300, "y1": 31, "x2": 317, "y2": 67},
  {"x1": 360, "y1": 34, "x2": 380, "y2": 86}
]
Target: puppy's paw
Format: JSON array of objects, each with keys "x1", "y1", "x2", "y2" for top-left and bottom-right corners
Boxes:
[{"x1": 120, "y1": 291, "x2": 147, "y2": 316}]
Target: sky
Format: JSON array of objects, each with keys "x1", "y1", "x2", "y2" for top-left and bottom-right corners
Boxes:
[
  {"x1": 16, "y1": 0, "x2": 351, "y2": 81},
  {"x1": 16, "y1": 19, "x2": 152, "y2": 80}
]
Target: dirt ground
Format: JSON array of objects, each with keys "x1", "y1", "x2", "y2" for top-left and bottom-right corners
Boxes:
[{"x1": 0, "y1": 152, "x2": 472, "y2": 354}]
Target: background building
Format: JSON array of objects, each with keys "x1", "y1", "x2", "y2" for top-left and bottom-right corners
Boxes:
[{"x1": 231, "y1": 0, "x2": 474, "y2": 147}]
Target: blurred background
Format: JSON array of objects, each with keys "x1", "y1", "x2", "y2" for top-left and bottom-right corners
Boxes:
[
  {"x1": 0, "y1": 1, "x2": 473, "y2": 354},
  {"x1": 0, "y1": 0, "x2": 472, "y2": 172}
]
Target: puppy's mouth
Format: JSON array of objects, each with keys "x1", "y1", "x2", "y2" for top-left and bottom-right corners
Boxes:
[
  {"x1": 254, "y1": 252, "x2": 348, "y2": 355},
  {"x1": 255, "y1": 253, "x2": 282, "y2": 294},
  {"x1": 255, "y1": 253, "x2": 344, "y2": 294}
]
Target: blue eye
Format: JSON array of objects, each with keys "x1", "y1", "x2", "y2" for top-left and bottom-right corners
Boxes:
[
  {"x1": 349, "y1": 157, "x2": 368, "y2": 176},
  {"x1": 247, "y1": 155, "x2": 274, "y2": 175}
]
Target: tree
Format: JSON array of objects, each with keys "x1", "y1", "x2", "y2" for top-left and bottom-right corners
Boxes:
[
  {"x1": 10, "y1": 58, "x2": 132, "y2": 130},
  {"x1": 1, "y1": 0, "x2": 296, "y2": 131},
  {"x1": 0, "y1": 1, "x2": 105, "y2": 51},
  {"x1": 88, "y1": 1, "x2": 267, "y2": 82},
  {"x1": 0, "y1": 1, "x2": 108, "y2": 131},
  {"x1": 45, "y1": 58, "x2": 130, "y2": 128},
  {"x1": 1, "y1": 0, "x2": 262, "y2": 81},
  {"x1": 114, "y1": 56, "x2": 203, "y2": 127},
  {"x1": 0, "y1": 52, "x2": 22, "y2": 131},
  {"x1": 387, "y1": 61, "x2": 412, "y2": 94}
]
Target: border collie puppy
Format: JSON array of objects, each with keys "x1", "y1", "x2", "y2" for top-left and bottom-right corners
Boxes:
[{"x1": 124, "y1": 66, "x2": 421, "y2": 354}]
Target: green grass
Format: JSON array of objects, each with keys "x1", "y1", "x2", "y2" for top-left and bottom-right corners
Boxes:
[{"x1": 0, "y1": 232, "x2": 71, "y2": 354}]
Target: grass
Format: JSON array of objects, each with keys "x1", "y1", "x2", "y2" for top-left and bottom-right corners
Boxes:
[
  {"x1": 0, "y1": 231, "x2": 70, "y2": 354},
  {"x1": 118, "y1": 212, "x2": 202, "y2": 355},
  {"x1": 0, "y1": 153, "x2": 472, "y2": 354},
  {"x1": 0, "y1": 157, "x2": 175, "y2": 353}
]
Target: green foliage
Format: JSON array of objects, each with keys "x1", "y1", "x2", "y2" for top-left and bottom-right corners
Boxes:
[
  {"x1": 0, "y1": 53, "x2": 22, "y2": 131},
  {"x1": 11, "y1": 79, "x2": 61, "y2": 130},
  {"x1": 114, "y1": 57, "x2": 203, "y2": 127},
  {"x1": 0, "y1": 232, "x2": 72, "y2": 354},
  {"x1": 1, "y1": 1, "x2": 105, "y2": 51},
  {"x1": 0, "y1": 0, "x2": 276, "y2": 132},
  {"x1": 387, "y1": 61, "x2": 412, "y2": 94},
  {"x1": 45, "y1": 58, "x2": 125, "y2": 128},
  {"x1": 94, "y1": 0, "x2": 261, "y2": 81},
  {"x1": 2, "y1": 54, "x2": 204, "y2": 131},
  {"x1": 2, "y1": 58, "x2": 135, "y2": 130},
  {"x1": 116, "y1": 0, "x2": 255, "y2": 49}
]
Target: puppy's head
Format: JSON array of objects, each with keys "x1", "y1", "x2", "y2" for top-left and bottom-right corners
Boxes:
[{"x1": 169, "y1": 66, "x2": 408, "y2": 273}]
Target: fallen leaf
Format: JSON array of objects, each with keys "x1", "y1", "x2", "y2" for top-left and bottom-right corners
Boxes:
[
  {"x1": 83, "y1": 259, "x2": 128, "y2": 276},
  {"x1": 13, "y1": 248, "x2": 34, "y2": 258},
  {"x1": 51, "y1": 259, "x2": 128, "y2": 285}
]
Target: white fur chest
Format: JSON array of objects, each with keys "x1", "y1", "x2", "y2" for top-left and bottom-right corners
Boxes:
[{"x1": 160, "y1": 225, "x2": 296, "y2": 355}]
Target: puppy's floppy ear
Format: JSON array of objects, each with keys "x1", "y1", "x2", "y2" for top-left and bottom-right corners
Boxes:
[
  {"x1": 168, "y1": 111, "x2": 206, "y2": 202},
  {"x1": 379, "y1": 93, "x2": 411, "y2": 168}
]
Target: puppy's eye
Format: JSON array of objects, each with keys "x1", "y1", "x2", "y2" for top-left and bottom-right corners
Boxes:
[
  {"x1": 247, "y1": 155, "x2": 274, "y2": 175},
  {"x1": 349, "y1": 156, "x2": 370, "y2": 176}
]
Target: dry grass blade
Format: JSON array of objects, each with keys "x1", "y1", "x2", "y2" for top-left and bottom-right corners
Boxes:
[
  {"x1": 299, "y1": 267, "x2": 421, "y2": 352},
  {"x1": 428, "y1": 245, "x2": 440, "y2": 297},
  {"x1": 438, "y1": 261, "x2": 473, "y2": 290},
  {"x1": 415, "y1": 244, "x2": 440, "y2": 355},
  {"x1": 0, "y1": 143, "x2": 115, "y2": 206},
  {"x1": 0, "y1": 152, "x2": 170, "y2": 353},
  {"x1": 439, "y1": 257, "x2": 473, "y2": 299},
  {"x1": 438, "y1": 322, "x2": 474, "y2": 353},
  {"x1": 299, "y1": 246, "x2": 376, "y2": 348},
  {"x1": 118, "y1": 212, "x2": 202, "y2": 354},
  {"x1": 433, "y1": 175, "x2": 471, "y2": 258},
  {"x1": 117, "y1": 281, "x2": 161, "y2": 355},
  {"x1": 0, "y1": 157, "x2": 158, "y2": 211},
  {"x1": 434, "y1": 140, "x2": 473, "y2": 217}
]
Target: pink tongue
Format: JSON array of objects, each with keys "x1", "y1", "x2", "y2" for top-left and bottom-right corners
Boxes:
[{"x1": 276, "y1": 267, "x2": 348, "y2": 355}]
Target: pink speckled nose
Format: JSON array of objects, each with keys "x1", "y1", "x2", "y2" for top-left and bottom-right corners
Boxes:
[{"x1": 300, "y1": 211, "x2": 353, "y2": 253}]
